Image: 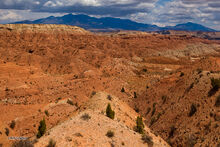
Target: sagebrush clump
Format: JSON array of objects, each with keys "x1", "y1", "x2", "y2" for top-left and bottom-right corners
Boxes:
[{"x1": 81, "y1": 113, "x2": 91, "y2": 121}]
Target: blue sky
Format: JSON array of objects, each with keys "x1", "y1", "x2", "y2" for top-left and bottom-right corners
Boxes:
[
  {"x1": 157, "y1": 0, "x2": 173, "y2": 6},
  {"x1": 0, "y1": 0, "x2": 219, "y2": 30}
]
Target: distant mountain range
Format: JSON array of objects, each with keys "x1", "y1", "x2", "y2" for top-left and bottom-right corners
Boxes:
[{"x1": 13, "y1": 14, "x2": 216, "y2": 32}]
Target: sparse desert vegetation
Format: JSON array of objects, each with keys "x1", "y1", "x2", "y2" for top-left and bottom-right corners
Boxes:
[
  {"x1": 37, "y1": 118, "x2": 46, "y2": 138},
  {"x1": 0, "y1": 24, "x2": 219, "y2": 147},
  {"x1": 106, "y1": 103, "x2": 115, "y2": 119},
  {"x1": 135, "y1": 116, "x2": 145, "y2": 134},
  {"x1": 106, "y1": 130, "x2": 114, "y2": 138}
]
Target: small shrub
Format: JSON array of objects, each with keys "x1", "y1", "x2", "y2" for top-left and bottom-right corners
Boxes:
[
  {"x1": 107, "y1": 95, "x2": 112, "y2": 101},
  {"x1": 168, "y1": 125, "x2": 176, "y2": 138},
  {"x1": 28, "y1": 50, "x2": 34, "y2": 54},
  {"x1": 208, "y1": 78, "x2": 220, "y2": 97},
  {"x1": 143, "y1": 68, "x2": 147, "y2": 72},
  {"x1": 10, "y1": 120, "x2": 16, "y2": 129},
  {"x1": 67, "y1": 99, "x2": 74, "y2": 105},
  {"x1": 134, "y1": 92, "x2": 137, "y2": 98},
  {"x1": 106, "y1": 103, "x2": 115, "y2": 119},
  {"x1": 44, "y1": 110, "x2": 49, "y2": 117},
  {"x1": 91, "y1": 91, "x2": 96, "y2": 97},
  {"x1": 47, "y1": 139, "x2": 56, "y2": 147},
  {"x1": 12, "y1": 140, "x2": 34, "y2": 147},
  {"x1": 37, "y1": 118, "x2": 46, "y2": 138},
  {"x1": 121, "y1": 87, "x2": 125, "y2": 92},
  {"x1": 180, "y1": 72, "x2": 184, "y2": 77},
  {"x1": 135, "y1": 116, "x2": 144, "y2": 134},
  {"x1": 142, "y1": 134, "x2": 153, "y2": 146},
  {"x1": 215, "y1": 95, "x2": 220, "y2": 107},
  {"x1": 81, "y1": 113, "x2": 91, "y2": 121},
  {"x1": 188, "y1": 104, "x2": 197, "y2": 117},
  {"x1": 121, "y1": 142, "x2": 125, "y2": 146},
  {"x1": 106, "y1": 130, "x2": 114, "y2": 138},
  {"x1": 5, "y1": 128, "x2": 9, "y2": 136}
]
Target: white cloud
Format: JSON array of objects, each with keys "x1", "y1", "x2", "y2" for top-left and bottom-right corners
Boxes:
[{"x1": 0, "y1": 10, "x2": 22, "y2": 20}]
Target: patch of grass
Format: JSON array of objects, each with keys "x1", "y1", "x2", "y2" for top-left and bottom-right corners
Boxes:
[
  {"x1": 10, "y1": 120, "x2": 16, "y2": 129},
  {"x1": 188, "y1": 104, "x2": 197, "y2": 117},
  {"x1": 215, "y1": 95, "x2": 220, "y2": 107},
  {"x1": 208, "y1": 78, "x2": 220, "y2": 97},
  {"x1": 37, "y1": 118, "x2": 46, "y2": 138},
  {"x1": 47, "y1": 139, "x2": 56, "y2": 147},
  {"x1": 141, "y1": 134, "x2": 153, "y2": 147},
  {"x1": 106, "y1": 130, "x2": 114, "y2": 138},
  {"x1": 81, "y1": 113, "x2": 91, "y2": 121},
  {"x1": 106, "y1": 103, "x2": 115, "y2": 119}
]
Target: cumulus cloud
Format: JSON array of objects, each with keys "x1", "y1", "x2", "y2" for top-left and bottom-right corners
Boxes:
[
  {"x1": 0, "y1": 10, "x2": 22, "y2": 21},
  {"x1": 148, "y1": 0, "x2": 220, "y2": 29}
]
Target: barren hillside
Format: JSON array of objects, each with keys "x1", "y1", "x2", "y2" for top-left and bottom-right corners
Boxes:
[{"x1": 0, "y1": 24, "x2": 219, "y2": 147}]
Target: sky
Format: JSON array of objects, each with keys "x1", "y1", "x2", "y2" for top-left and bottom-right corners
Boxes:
[{"x1": 0, "y1": 0, "x2": 219, "y2": 30}]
